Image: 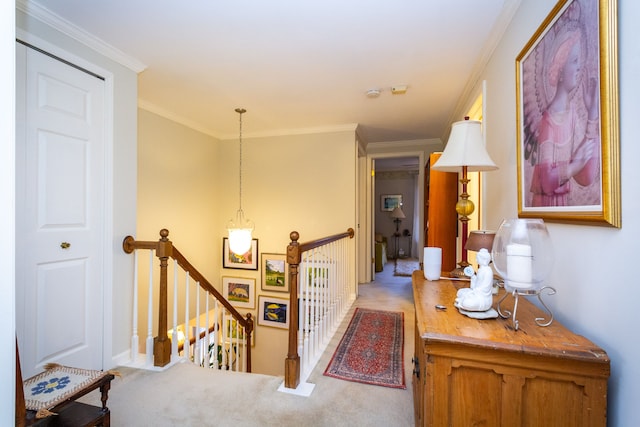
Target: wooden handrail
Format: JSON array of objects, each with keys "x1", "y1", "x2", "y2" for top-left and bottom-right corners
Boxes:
[
  {"x1": 123, "y1": 229, "x2": 253, "y2": 371},
  {"x1": 284, "y1": 228, "x2": 354, "y2": 389}
]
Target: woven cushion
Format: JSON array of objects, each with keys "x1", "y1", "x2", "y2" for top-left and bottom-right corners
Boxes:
[{"x1": 23, "y1": 365, "x2": 109, "y2": 412}]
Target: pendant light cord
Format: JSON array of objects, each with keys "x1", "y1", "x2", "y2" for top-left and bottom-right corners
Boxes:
[{"x1": 235, "y1": 108, "x2": 246, "y2": 213}]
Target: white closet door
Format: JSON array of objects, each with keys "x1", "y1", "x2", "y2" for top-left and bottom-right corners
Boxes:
[{"x1": 16, "y1": 42, "x2": 106, "y2": 378}]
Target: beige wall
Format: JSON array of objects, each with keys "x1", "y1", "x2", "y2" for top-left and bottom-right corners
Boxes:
[
  {"x1": 455, "y1": 1, "x2": 640, "y2": 425},
  {"x1": 138, "y1": 109, "x2": 220, "y2": 279},
  {"x1": 138, "y1": 110, "x2": 358, "y2": 375},
  {"x1": 218, "y1": 130, "x2": 358, "y2": 375}
]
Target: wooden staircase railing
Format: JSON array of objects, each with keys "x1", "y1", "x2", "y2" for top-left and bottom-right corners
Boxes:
[
  {"x1": 123, "y1": 229, "x2": 253, "y2": 371},
  {"x1": 284, "y1": 228, "x2": 355, "y2": 389}
]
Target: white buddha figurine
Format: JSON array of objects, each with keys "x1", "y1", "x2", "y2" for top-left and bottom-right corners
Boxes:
[{"x1": 455, "y1": 248, "x2": 494, "y2": 312}]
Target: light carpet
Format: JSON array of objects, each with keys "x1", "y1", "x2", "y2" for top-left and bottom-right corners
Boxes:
[
  {"x1": 324, "y1": 308, "x2": 405, "y2": 389},
  {"x1": 394, "y1": 258, "x2": 420, "y2": 277},
  {"x1": 78, "y1": 267, "x2": 415, "y2": 426}
]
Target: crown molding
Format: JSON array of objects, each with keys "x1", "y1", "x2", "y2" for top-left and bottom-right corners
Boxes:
[
  {"x1": 16, "y1": 0, "x2": 147, "y2": 73},
  {"x1": 139, "y1": 98, "x2": 358, "y2": 140}
]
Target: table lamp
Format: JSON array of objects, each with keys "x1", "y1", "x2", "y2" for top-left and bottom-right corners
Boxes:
[
  {"x1": 390, "y1": 206, "x2": 406, "y2": 258},
  {"x1": 390, "y1": 206, "x2": 406, "y2": 234},
  {"x1": 464, "y1": 230, "x2": 496, "y2": 253},
  {"x1": 431, "y1": 118, "x2": 498, "y2": 277}
]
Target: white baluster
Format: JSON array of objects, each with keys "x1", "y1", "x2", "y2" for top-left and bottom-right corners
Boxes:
[
  {"x1": 131, "y1": 250, "x2": 139, "y2": 363},
  {"x1": 184, "y1": 272, "x2": 190, "y2": 362},
  {"x1": 194, "y1": 283, "x2": 202, "y2": 366},
  {"x1": 146, "y1": 250, "x2": 154, "y2": 367},
  {"x1": 171, "y1": 259, "x2": 179, "y2": 360},
  {"x1": 205, "y1": 296, "x2": 210, "y2": 368}
]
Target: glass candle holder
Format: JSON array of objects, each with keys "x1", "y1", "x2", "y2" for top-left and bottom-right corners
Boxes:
[
  {"x1": 491, "y1": 218, "x2": 553, "y2": 294},
  {"x1": 491, "y1": 218, "x2": 555, "y2": 330}
]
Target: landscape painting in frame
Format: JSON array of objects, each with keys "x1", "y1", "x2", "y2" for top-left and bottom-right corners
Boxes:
[
  {"x1": 515, "y1": 0, "x2": 620, "y2": 227},
  {"x1": 222, "y1": 237, "x2": 259, "y2": 270},
  {"x1": 257, "y1": 296, "x2": 289, "y2": 329},
  {"x1": 381, "y1": 194, "x2": 402, "y2": 212},
  {"x1": 261, "y1": 253, "x2": 289, "y2": 293},
  {"x1": 222, "y1": 276, "x2": 255, "y2": 309}
]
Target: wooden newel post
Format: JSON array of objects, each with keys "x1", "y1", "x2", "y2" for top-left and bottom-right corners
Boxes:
[
  {"x1": 245, "y1": 313, "x2": 253, "y2": 373},
  {"x1": 154, "y1": 229, "x2": 172, "y2": 367},
  {"x1": 284, "y1": 231, "x2": 301, "y2": 388}
]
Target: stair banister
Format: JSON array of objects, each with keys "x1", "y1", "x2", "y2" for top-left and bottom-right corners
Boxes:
[
  {"x1": 284, "y1": 228, "x2": 354, "y2": 389},
  {"x1": 123, "y1": 229, "x2": 254, "y2": 371}
]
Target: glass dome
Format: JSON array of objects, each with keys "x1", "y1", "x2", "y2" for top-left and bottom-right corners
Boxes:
[{"x1": 491, "y1": 219, "x2": 554, "y2": 293}]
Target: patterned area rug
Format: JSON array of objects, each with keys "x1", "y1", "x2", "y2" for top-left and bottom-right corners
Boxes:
[
  {"x1": 394, "y1": 258, "x2": 420, "y2": 276},
  {"x1": 324, "y1": 308, "x2": 405, "y2": 389}
]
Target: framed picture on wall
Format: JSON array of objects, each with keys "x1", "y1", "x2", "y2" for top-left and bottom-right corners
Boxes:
[
  {"x1": 381, "y1": 194, "x2": 402, "y2": 211},
  {"x1": 222, "y1": 238, "x2": 259, "y2": 270},
  {"x1": 515, "y1": 0, "x2": 620, "y2": 227},
  {"x1": 222, "y1": 276, "x2": 255, "y2": 309},
  {"x1": 261, "y1": 253, "x2": 289, "y2": 293},
  {"x1": 257, "y1": 296, "x2": 289, "y2": 329}
]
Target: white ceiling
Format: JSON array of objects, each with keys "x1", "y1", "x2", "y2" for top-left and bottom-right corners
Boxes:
[{"x1": 20, "y1": 0, "x2": 520, "y2": 143}]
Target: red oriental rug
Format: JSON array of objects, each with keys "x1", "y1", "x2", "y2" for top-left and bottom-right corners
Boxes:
[{"x1": 324, "y1": 308, "x2": 405, "y2": 389}]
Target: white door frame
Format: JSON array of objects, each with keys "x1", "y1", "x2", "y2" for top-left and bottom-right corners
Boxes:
[
  {"x1": 16, "y1": 29, "x2": 115, "y2": 370},
  {"x1": 361, "y1": 149, "x2": 426, "y2": 283}
]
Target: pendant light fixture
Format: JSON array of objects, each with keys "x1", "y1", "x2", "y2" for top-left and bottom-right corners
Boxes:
[{"x1": 227, "y1": 108, "x2": 254, "y2": 255}]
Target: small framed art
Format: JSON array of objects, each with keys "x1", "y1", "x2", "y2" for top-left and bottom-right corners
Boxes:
[
  {"x1": 257, "y1": 295, "x2": 289, "y2": 329},
  {"x1": 222, "y1": 276, "x2": 255, "y2": 309},
  {"x1": 381, "y1": 194, "x2": 402, "y2": 211},
  {"x1": 261, "y1": 253, "x2": 289, "y2": 293},
  {"x1": 222, "y1": 237, "x2": 258, "y2": 270}
]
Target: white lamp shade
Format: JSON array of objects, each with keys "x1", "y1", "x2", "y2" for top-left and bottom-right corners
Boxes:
[
  {"x1": 431, "y1": 120, "x2": 498, "y2": 172},
  {"x1": 390, "y1": 206, "x2": 406, "y2": 219}
]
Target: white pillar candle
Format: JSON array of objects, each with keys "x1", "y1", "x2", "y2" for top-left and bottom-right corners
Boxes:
[{"x1": 506, "y1": 243, "x2": 533, "y2": 289}]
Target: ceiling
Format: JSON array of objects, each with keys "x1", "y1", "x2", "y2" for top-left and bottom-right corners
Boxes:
[{"x1": 20, "y1": 0, "x2": 520, "y2": 143}]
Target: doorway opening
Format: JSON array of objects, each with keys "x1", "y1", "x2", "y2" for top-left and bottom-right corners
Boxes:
[{"x1": 371, "y1": 156, "x2": 421, "y2": 280}]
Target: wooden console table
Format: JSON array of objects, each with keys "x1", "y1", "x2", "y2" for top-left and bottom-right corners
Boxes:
[{"x1": 411, "y1": 271, "x2": 610, "y2": 427}]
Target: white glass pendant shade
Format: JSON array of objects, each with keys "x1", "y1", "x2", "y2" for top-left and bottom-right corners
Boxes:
[
  {"x1": 227, "y1": 209, "x2": 254, "y2": 255},
  {"x1": 491, "y1": 219, "x2": 553, "y2": 293},
  {"x1": 226, "y1": 107, "x2": 254, "y2": 255}
]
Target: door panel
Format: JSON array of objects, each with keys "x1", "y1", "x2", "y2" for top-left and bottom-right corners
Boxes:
[{"x1": 16, "y1": 43, "x2": 105, "y2": 378}]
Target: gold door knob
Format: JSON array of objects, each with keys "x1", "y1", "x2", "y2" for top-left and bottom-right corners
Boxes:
[{"x1": 60, "y1": 242, "x2": 71, "y2": 249}]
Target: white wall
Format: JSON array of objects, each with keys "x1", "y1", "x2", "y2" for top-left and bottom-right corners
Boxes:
[
  {"x1": 462, "y1": 1, "x2": 640, "y2": 424},
  {"x1": 1, "y1": 1, "x2": 16, "y2": 424}
]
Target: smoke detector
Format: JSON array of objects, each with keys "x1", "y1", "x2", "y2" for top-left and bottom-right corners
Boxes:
[{"x1": 366, "y1": 89, "x2": 381, "y2": 98}]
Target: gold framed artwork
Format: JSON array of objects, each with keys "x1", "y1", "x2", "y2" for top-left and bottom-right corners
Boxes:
[
  {"x1": 221, "y1": 276, "x2": 255, "y2": 309},
  {"x1": 516, "y1": 0, "x2": 620, "y2": 227},
  {"x1": 260, "y1": 253, "x2": 289, "y2": 293}
]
